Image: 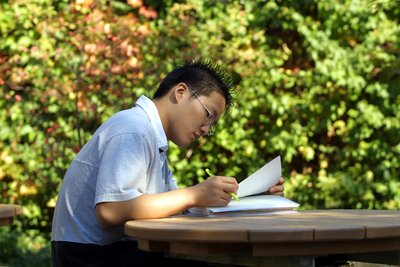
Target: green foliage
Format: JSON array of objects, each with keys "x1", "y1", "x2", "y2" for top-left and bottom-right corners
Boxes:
[
  {"x1": 153, "y1": 0, "x2": 400, "y2": 211},
  {"x1": 0, "y1": 0, "x2": 399, "y2": 265}
]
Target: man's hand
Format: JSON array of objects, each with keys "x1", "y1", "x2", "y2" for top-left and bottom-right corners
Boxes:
[
  {"x1": 266, "y1": 177, "x2": 285, "y2": 196},
  {"x1": 190, "y1": 175, "x2": 239, "y2": 207}
]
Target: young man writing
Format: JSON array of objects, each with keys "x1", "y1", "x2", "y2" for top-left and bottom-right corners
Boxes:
[{"x1": 51, "y1": 60, "x2": 284, "y2": 266}]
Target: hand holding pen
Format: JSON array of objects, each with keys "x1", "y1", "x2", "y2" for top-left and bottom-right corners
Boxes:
[
  {"x1": 205, "y1": 169, "x2": 240, "y2": 202},
  {"x1": 189, "y1": 170, "x2": 238, "y2": 207}
]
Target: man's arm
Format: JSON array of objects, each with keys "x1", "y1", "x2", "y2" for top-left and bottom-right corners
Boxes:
[{"x1": 96, "y1": 175, "x2": 238, "y2": 228}]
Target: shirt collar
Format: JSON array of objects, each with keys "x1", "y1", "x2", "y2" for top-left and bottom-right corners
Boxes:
[{"x1": 135, "y1": 95, "x2": 168, "y2": 152}]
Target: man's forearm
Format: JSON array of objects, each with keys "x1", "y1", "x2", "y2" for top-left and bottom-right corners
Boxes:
[{"x1": 95, "y1": 187, "x2": 196, "y2": 228}]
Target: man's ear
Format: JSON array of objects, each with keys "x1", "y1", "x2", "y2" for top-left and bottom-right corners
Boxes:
[{"x1": 172, "y1": 83, "x2": 188, "y2": 103}]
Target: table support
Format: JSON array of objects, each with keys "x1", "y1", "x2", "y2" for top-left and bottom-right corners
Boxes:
[
  {"x1": 169, "y1": 252, "x2": 316, "y2": 267},
  {"x1": 347, "y1": 251, "x2": 400, "y2": 265},
  {"x1": 170, "y1": 252, "x2": 400, "y2": 267}
]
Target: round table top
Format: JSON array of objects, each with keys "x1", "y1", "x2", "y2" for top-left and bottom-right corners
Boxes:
[
  {"x1": 125, "y1": 209, "x2": 400, "y2": 260},
  {"x1": 125, "y1": 209, "x2": 400, "y2": 243}
]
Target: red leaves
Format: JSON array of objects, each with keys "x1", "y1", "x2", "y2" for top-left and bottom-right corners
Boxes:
[{"x1": 139, "y1": 6, "x2": 157, "y2": 19}]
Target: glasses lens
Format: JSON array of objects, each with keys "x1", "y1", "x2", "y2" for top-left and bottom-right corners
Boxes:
[{"x1": 188, "y1": 87, "x2": 217, "y2": 136}]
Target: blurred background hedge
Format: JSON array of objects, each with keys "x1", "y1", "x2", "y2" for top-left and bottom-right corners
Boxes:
[{"x1": 0, "y1": 0, "x2": 399, "y2": 266}]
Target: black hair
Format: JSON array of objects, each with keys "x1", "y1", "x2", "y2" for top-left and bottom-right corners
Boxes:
[{"x1": 153, "y1": 59, "x2": 234, "y2": 110}]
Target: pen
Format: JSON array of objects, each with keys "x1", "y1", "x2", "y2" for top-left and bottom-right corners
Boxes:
[{"x1": 205, "y1": 168, "x2": 240, "y2": 202}]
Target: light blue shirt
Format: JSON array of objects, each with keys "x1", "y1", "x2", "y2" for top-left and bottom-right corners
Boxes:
[{"x1": 51, "y1": 95, "x2": 178, "y2": 245}]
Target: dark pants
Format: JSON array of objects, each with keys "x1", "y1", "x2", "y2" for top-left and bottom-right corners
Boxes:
[{"x1": 51, "y1": 240, "x2": 210, "y2": 267}]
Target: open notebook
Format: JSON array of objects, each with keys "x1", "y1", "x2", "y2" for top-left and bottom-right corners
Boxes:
[{"x1": 188, "y1": 156, "x2": 300, "y2": 217}]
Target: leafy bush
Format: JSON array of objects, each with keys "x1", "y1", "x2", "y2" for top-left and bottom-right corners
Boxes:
[
  {"x1": 0, "y1": 0, "x2": 399, "y2": 266},
  {"x1": 151, "y1": 0, "x2": 400, "y2": 211}
]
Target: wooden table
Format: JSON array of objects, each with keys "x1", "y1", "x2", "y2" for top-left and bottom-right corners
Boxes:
[
  {"x1": 0, "y1": 204, "x2": 22, "y2": 226},
  {"x1": 125, "y1": 210, "x2": 400, "y2": 267}
]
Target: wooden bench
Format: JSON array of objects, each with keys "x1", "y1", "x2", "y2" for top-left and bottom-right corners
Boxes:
[{"x1": 0, "y1": 204, "x2": 22, "y2": 226}]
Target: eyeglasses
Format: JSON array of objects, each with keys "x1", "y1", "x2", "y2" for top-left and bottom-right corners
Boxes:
[{"x1": 187, "y1": 87, "x2": 216, "y2": 136}]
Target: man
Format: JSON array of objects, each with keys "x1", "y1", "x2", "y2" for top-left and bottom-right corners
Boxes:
[{"x1": 51, "y1": 60, "x2": 284, "y2": 266}]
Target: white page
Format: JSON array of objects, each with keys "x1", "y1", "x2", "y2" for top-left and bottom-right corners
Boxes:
[
  {"x1": 208, "y1": 195, "x2": 299, "y2": 213},
  {"x1": 236, "y1": 155, "x2": 281, "y2": 198}
]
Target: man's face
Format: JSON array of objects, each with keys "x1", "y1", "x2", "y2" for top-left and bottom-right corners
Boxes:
[{"x1": 170, "y1": 87, "x2": 226, "y2": 147}]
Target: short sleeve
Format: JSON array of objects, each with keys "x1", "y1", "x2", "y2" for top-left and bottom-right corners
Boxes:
[{"x1": 94, "y1": 133, "x2": 154, "y2": 205}]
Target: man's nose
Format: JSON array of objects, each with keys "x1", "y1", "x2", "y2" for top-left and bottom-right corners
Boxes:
[{"x1": 199, "y1": 124, "x2": 211, "y2": 135}]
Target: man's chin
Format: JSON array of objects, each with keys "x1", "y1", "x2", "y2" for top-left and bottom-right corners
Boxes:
[{"x1": 171, "y1": 139, "x2": 192, "y2": 148}]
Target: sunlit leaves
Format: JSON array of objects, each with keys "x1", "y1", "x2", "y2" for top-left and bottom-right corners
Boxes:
[
  {"x1": 0, "y1": 0, "x2": 399, "y2": 265},
  {"x1": 155, "y1": 0, "x2": 400, "y2": 214}
]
